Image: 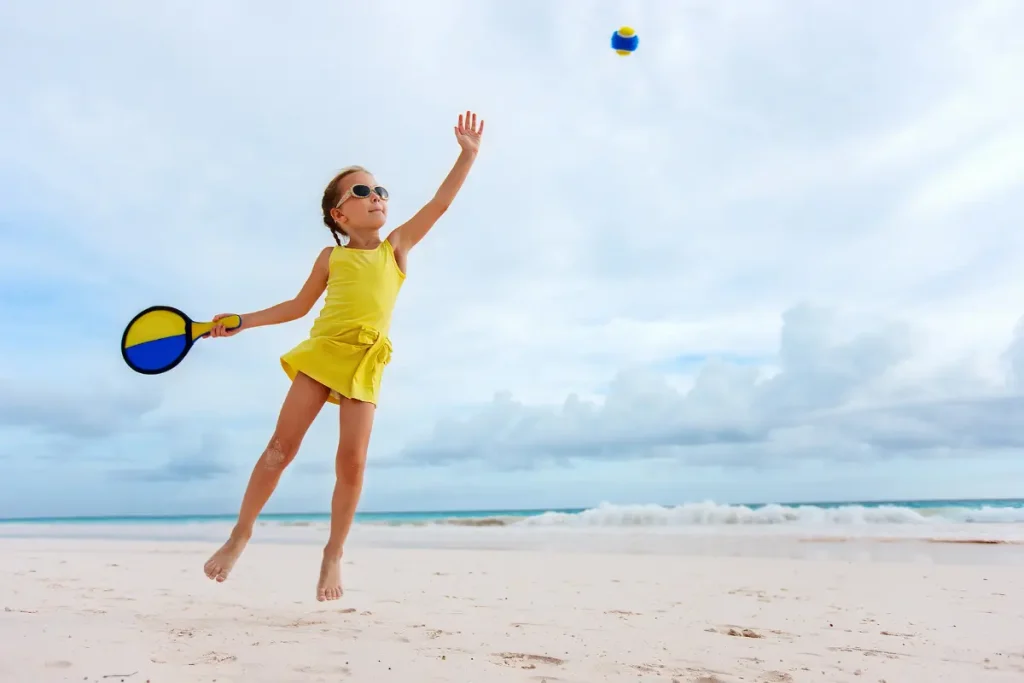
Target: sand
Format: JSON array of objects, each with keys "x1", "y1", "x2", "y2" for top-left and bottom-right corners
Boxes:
[{"x1": 1, "y1": 536, "x2": 1023, "y2": 682}]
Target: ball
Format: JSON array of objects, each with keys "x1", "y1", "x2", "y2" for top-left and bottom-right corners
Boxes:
[{"x1": 610, "y1": 26, "x2": 639, "y2": 56}]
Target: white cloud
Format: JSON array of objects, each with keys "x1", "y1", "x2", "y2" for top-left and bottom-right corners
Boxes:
[{"x1": 396, "y1": 305, "x2": 1023, "y2": 467}]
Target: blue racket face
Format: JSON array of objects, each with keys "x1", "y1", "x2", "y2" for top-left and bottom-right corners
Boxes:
[{"x1": 121, "y1": 307, "x2": 191, "y2": 374}]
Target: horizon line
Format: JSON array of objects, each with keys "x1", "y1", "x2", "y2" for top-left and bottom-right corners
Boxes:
[{"x1": 2, "y1": 496, "x2": 1022, "y2": 523}]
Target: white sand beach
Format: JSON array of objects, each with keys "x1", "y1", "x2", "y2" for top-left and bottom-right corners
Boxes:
[{"x1": 2, "y1": 532, "x2": 1023, "y2": 682}]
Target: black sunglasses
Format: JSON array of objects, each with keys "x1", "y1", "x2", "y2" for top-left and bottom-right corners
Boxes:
[{"x1": 337, "y1": 184, "x2": 388, "y2": 206}]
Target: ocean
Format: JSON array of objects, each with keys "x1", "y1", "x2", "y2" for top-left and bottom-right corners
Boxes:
[
  {"x1": 4, "y1": 499, "x2": 1024, "y2": 561},
  {"x1": 3, "y1": 498, "x2": 1024, "y2": 528}
]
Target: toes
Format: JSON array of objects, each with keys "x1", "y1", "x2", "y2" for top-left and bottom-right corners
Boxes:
[
  {"x1": 317, "y1": 584, "x2": 342, "y2": 601},
  {"x1": 204, "y1": 557, "x2": 230, "y2": 582}
]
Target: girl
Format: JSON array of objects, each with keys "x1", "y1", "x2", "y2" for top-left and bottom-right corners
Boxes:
[{"x1": 202, "y1": 111, "x2": 484, "y2": 601}]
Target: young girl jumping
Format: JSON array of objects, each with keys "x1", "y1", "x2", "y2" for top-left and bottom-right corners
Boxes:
[{"x1": 202, "y1": 111, "x2": 484, "y2": 601}]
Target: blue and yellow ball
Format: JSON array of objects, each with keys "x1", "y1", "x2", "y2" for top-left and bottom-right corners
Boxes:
[{"x1": 610, "y1": 26, "x2": 639, "y2": 56}]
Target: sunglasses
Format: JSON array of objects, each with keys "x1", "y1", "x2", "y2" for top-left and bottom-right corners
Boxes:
[{"x1": 337, "y1": 184, "x2": 389, "y2": 207}]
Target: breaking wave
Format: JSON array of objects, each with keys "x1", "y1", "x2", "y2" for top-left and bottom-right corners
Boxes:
[{"x1": 431, "y1": 501, "x2": 1024, "y2": 528}]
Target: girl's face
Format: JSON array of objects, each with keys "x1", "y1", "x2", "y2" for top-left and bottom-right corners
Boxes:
[{"x1": 331, "y1": 171, "x2": 388, "y2": 233}]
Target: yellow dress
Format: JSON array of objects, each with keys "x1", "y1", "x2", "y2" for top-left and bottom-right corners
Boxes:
[{"x1": 280, "y1": 239, "x2": 405, "y2": 405}]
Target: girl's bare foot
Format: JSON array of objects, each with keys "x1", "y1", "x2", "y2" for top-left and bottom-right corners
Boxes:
[
  {"x1": 317, "y1": 550, "x2": 343, "y2": 601},
  {"x1": 203, "y1": 534, "x2": 249, "y2": 582}
]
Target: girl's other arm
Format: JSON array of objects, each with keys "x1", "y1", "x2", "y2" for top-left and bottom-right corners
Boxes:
[
  {"x1": 209, "y1": 247, "x2": 332, "y2": 337},
  {"x1": 389, "y1": 110, "x2": 483, "y2": 254}
]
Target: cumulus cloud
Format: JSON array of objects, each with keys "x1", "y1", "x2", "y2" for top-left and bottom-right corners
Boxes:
[{"x1": 397, "y1": 305, "x2": 1023, "y2": 469}]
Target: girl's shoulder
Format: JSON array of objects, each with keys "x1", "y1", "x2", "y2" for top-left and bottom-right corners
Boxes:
[{"x1": 314, "y1": 246, "x2": 335, "y2": 271}]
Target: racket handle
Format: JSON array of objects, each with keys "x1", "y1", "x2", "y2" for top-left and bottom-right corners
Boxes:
[
  {"x1": 192, "y1": 315, "x2": 242, "y2": 338},
  {"x1": 219, "y1": 315, "x2": 242, "y2": 330}
]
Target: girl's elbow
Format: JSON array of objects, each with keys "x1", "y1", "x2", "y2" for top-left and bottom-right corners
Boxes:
[
  {"x1": 430, "y1": 197, "x2": 451, "y2": 215},
  {"x1": 286, "y1": 299, "x2": 311, "y2": 320}
]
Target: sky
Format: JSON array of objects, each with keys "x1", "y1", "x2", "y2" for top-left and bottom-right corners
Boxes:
[{"x1": 1, "y1": 0, "x2": 1023, "y2": 517}]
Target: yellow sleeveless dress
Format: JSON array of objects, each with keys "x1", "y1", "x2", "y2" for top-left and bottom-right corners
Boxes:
[{"x1": 280, "y1": 239, "x2": 405, "y2": 405}]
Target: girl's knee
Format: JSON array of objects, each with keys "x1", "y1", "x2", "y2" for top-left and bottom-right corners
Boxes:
[{"x1": 261, "y1": 436, "x2": 299, "y2": 471}]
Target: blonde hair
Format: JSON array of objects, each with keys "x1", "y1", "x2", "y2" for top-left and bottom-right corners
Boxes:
[{"x1": 321, "y1": 165, "x2": 370, "y2": 245}]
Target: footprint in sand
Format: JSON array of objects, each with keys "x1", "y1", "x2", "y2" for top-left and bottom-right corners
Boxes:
[
  {"x1": 705, "y1": 626, "x2": 764, "y2": 639},
  {"x1": 285, "y1": 618, "x2": 328, "y2": 627},
  {"x1": 879, "y1": 630, "x2": 916, "y2": 639},
  {"x1": 759, "y1": 673, "x2": 794, "y2": 683},
  {"x1": 709, "y1": 625, "x2": 796, "y2": 641},
  {"x1": 493, "y1": 652, "x2": 566, "y2": 669},
  {"x1": 426, "y1": 629, "x2": 459, "y2": 639},
  {"x1": 196, "y1": 651, "x2": 237, "y2": 664}
]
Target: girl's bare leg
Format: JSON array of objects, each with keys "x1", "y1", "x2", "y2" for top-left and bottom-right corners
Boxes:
[
  {"x1": 204, "y1": 372, "x2": 330, "y2": 582},
  {"x1": 317, "y1": 396, "x2": 375, "y2": 601}
]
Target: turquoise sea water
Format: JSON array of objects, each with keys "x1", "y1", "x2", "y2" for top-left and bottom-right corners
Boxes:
[{"x1": 2, "y1": 498, "x2": 1023, "y2": 527}]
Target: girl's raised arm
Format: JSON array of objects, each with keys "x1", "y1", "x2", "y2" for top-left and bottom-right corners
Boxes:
[
  {"x1": 389, "y1": 110, "x2": 484, "y2": 254},
  {"x1": 209, "y1": 247, "x2": 332, "y2": 337}
]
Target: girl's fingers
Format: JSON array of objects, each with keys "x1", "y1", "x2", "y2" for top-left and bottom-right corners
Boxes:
[{"x1": 455, "y1": 111, "x2": 485, "y2": 136}]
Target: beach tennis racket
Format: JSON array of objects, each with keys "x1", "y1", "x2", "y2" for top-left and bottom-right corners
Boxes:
[{"x1": 120, "y1": 305, "x2": 241, "y2": 374}]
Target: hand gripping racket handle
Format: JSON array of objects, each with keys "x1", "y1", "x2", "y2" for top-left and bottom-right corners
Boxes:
[{"x1": 192, "y1": 315, "x2": 242, "y2": 339}]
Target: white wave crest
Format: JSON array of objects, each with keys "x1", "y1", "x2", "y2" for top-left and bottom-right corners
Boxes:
[{"x1": 515, "y1": 501, "x2": 1024, "y2": 527}]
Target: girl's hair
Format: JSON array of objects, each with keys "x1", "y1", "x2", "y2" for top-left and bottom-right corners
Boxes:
[{"x1": 321, "y1": 165, "x2": 370, "y2": 246}]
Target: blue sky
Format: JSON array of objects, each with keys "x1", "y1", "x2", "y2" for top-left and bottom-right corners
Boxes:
[{"x1": 2, "y1": 0, "x2": 1023, "y2": 517}]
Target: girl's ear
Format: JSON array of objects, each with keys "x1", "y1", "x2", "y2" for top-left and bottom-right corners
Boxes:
[{"x1": 330, "y1": 207, "x2": 346, "y2": 225}]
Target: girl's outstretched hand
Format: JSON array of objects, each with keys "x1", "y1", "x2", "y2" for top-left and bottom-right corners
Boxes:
[
  {"x1": 208, "y1": 313, "x2": 243, "y2": 338},
  {"x1": 454, "y1": 110, "x2": 484, "y2": 154}
]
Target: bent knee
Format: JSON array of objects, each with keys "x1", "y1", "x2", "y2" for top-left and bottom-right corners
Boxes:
[{"x1": 261, "y1": 437, "x2": 299, "y2": 470}]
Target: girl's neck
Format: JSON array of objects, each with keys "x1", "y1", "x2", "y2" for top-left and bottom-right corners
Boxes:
[{"x1": 344, "y1": 232, "x2": 382, "y2": 250}]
